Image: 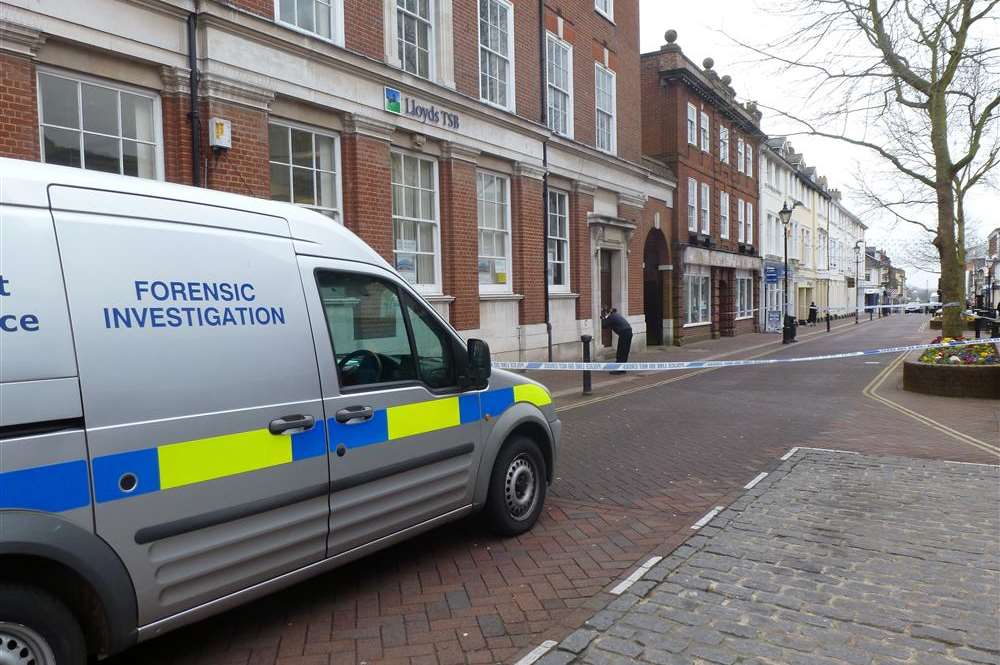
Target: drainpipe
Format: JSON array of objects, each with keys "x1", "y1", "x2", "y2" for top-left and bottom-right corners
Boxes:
[
  {"x1": 187, "y1": 12, "x2": 202, "y2": 187},
  {"x1": 539, "y1": 0, "x2": 553, "y2": 361}
]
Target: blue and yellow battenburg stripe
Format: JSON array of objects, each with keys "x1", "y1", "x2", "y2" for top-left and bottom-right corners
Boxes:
[{"x1": 0, "y1": 385, "x2": 551, "y2": 510}]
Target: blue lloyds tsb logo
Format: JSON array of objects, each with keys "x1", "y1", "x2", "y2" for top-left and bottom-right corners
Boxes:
[{"x1": 384, "y1": 87, "x2": 402, "y2": 114}]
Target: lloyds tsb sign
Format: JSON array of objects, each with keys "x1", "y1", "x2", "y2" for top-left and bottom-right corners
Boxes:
[{"x1": 384, "y1": 87, "x2": 461, "y2": 130}]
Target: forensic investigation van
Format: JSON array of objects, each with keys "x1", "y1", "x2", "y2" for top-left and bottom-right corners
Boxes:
[{"x1": 0, "y1": 158, "x2": 560, "y2": 664}]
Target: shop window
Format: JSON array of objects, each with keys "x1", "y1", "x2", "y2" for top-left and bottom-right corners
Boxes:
[
  {"x1": 547, "y1": 189, "x2": 570, "y2": 290},
  {"x1": 476, "y1": 171, "x2": 511, "y2": 292},
  {"x1": 479, "y1": 0, "x2": 514, "y2": 110},
  {"x1": 268, "y1": 122, "x2": 341, "y2": 220},
  {"x1": 391, "y1": 151, "x2": 439, "y2": 291},
  {"x1": 38, "y1": 70, "x2": 162, "y2": 179},
  {"x1": 684, "y1": 266, "x2": 711, "y2": 326}
]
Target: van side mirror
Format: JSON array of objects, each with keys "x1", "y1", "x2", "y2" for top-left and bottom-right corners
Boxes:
[{"x1": 462, "y1": 338, "x2": 491, "y2": 389}]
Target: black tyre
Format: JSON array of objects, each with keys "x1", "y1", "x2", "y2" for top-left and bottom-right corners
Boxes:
[
  {"x1": 0, "y1": 584, "x2": 86, "y2": 665},
  {"x1": 484, "y1": 435, "x2": 547, "y2": 536}
]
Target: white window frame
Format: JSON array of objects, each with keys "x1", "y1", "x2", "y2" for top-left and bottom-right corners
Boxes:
[
  {"x1": 594, "y1": 0, "x2": 614, "y2": 22},
  {"x1": 745, "y1": 144, "x2": 753, "y2": 178},
  {"x1": 547, "y1": 188, "x2": 571, "y2": 293},
  {"x1": 719, "y1": 126, "x2": 729, "y2": 163},
  {"x1": 736, "y1": 271, "x2": 753, "y2": 319},
  {"x1": 746, "y1": 201, "x2": 753, "y2": 245},
  {"x1": 737, "y1": 138, "x2": 745, "y2": 174},
  {"x1": 476, "y1": 170, "x2": 513, "y2": 294},
  {"x1": 699, "y1": 111, "x2": 710, "y2": 152},
  {"x1": 396, "y1": 0, "x2": 434, "y2": 79},
  {"x1": 687, "y1": 103, "x2": 697, "y2": 146},
  {"x1": 36, "y1": 67, "x2": 165, "y2": 181},
  {"x1": 687, "y1": 178, "x2": 698, "y2": 232},
  {"x1": 594, "y1": 63, "x2": 617, "y2": 154},
  {"x1": 720, "y1": 191, "x2": 730, "y2": 240},
  {"x1": 275, "y1": 0, "x2": 345, "y2": 45},
  {"x1": 684, "y1": 264, "x2": 711, "y2": 326},
  {"x1": 545, "y1": 32, "x2": 574, "y2": 138},
  {"x1": 737, "y1": 197, "x2": 746, "y2": 242},
  {"x1": 478, "y1": 0, "x2": 516, "y2": 111},
  {"x1": 267, "y1": 120, "x2": 343, "y2": 221},
  {"x1": 700, "y1": 183, "x2": 710, "y2": 235},
  {"x1": 391, "y1": 149, "x2": 441, "y2": 294}
]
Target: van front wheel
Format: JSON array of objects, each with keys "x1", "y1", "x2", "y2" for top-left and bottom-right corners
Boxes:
[
  {"x1": 485, "y1": 436, "x2": 547, "y2": 536},
  {"x1": 0, "y1": 585, "x2": 86, "y2": 665}
]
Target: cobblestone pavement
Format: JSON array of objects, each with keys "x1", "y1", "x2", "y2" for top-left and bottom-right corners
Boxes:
[
  {"x1": 539, "y1": 450, "x2": 1000, "y2": 665},
  {"x1": 108, "y1": 316, "x2": 999, "y2": 665}
]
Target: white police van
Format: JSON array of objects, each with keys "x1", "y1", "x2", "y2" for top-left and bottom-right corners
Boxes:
[{"x1": 0, "y1": 158, "x2": 560, "y2": 664}]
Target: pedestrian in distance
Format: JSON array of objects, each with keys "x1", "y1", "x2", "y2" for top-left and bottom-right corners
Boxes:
[
  {"x1": 601, "y1": 306, "x2": 632, "y2": 374},
  {"x1": 808, "y1": 301, "x2": 819, "y2": 327}
]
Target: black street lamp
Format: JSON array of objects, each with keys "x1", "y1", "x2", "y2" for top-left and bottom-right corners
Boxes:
[
  {"x1": 778, "y1": 200, "x2": 801, "y2": 344},
  {"x1": 854, "y1": 240, "x2": 863, "y2": 324}
]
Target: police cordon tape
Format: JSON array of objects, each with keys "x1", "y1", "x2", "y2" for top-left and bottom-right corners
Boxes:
[{"x1": 493, "y1": 337, "x2": 1000, "y2": 373}]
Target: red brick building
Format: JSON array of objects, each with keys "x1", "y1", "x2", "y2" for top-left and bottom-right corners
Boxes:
[
  {"x1": 0, "y1": 0, "x2": 673, "y2": 359},
  {"x1": 641, "y1": 30, "x2": 765, "y2": 344}
]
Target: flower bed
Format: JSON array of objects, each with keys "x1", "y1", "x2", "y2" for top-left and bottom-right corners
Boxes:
[{"x1": 904, "y1": 337, "x2": 1000, "y2": 398}]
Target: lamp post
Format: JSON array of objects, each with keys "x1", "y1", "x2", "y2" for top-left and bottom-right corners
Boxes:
[
  {"x1": 778, "y1": 200, "x2": 801, "y2": 344},
  {"x1": 854, "y1": 240, "x2": 863, "y2": 324}
]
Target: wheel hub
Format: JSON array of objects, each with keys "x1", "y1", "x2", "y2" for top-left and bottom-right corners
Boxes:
[
  {"x1": 0, "y1": 623, "x2": 54, "y2": 665},
  {"x1": 504, "y1": 454, "x2": 538, "y2": 521}
]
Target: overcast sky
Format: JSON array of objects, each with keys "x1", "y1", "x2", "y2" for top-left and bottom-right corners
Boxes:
[{"x1": 637, "y1": 0, "x2": 999, "y2": 291}]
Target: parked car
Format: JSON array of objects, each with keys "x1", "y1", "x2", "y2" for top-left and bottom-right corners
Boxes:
[
  {"x1": 904, "y1": 302, "x2": 924, "y2": 313},
  {"x1": 0, "y1": 158, "x2": 560, "y2": 665}
]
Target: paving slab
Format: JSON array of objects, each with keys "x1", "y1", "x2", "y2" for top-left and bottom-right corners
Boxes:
[{"x1": 542, "y1": 450, "x2": 1000, "y2": 665}]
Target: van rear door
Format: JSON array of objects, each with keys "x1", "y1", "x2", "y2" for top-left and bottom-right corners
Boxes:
[{"x1": 49, "y1": 186, "x2": 329, "y2": 627}]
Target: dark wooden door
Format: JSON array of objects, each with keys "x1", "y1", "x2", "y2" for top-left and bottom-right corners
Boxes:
[{"x1": 601, "y1": 250, "x2": 613, "y2": 347}]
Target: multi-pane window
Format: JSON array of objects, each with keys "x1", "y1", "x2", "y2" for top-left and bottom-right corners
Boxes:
[
  {"x1": 700, "y1": 112, "x2": 710, "y2": 152},
  {"x1": 700, "y1": 183, "x2": 710, "y2": 235},
  {"x1": 687, "y1": 103, "x2": 697, "y2": 145},
  {"x1": 595, "y1": 0, "x2": 613, "y2": 19},
  {"x1": 746, "y1": 145, "x2": 753, "y2": 178},
  {"x1": 595, "y1": 64, "x2": 616, "y2": 153},
  {"x1": 687, "y1": 178, "x2": 698, "y2": 232},
  {"x1": 397, "y1": 0, "x2": 432, "y2": 78},
  {"x1": 719, "y1": 126, "x2": 729, "y2": 163},
  {"x1": 736, "y1": 273, "x2": 753, "y2": 319},
  {"x1": 391, "y1": 152, "x2": 438, "y2": 289},
  {"x1": 746, "y1": 202, "x2": 754, "y2": 244},
  {"x1": 268, "y1": 123, "x2": 341, "y2": 220},
  {"x1": 479, "y1": 0, "x2": 513, "y2": 109},
  {"x1": 547, "y1": 190, "x2": 570, "y2": 290},
  {"x1": 737, "y1": 138, "x2": 745, "y2": 174},
  {"x1": 684, "y1": 266, "x2": 711, "y2": 325},
  {"x1": 720, "y1": 192, "x2": 730, "y2": 239},
  {"x1": 277, "y1": 0, "x2": 342, "y2": 42},
  {"x1": 38, "y1": 71, "x2": 161, "y2": 179},
  {"x1": 477, "y1": 171, "x2": 511, "y2": 291},
  {"x1": 546, "y1": 34, "x2": 573, "y2": 137},
  {"x1": 737, "y1": 197, "x2": 746, "y2": 242}
]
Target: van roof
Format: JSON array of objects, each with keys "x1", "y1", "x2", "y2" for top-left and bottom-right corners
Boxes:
[{"x1": 0, "y1": 157, "x2": 389, "y2": 269}]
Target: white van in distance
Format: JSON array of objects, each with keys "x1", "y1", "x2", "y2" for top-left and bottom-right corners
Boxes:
[{"x1": 0, "y1": 158, "x2": 560, "y2": 664}]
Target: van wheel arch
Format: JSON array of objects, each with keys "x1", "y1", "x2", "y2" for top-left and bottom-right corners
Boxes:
[
  {"x1": 503, "y1": 422, "x2": 553, "y2": 483},
  {"x1": 0, "y1": 555, "x2": 108, "y2": 658}
]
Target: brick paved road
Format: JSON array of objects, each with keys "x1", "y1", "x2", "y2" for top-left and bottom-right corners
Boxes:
[
  {"x1": 539, "y1": 450, "x2": 1000, "y2": 665},
  {"x1": 109, "y1": 316, "x2": 999, "y2": 665}
]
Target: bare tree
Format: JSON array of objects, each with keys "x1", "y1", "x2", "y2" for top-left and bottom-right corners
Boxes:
[{"x1": 745, "y1": 0, "x2": 1000, "y2": 336}]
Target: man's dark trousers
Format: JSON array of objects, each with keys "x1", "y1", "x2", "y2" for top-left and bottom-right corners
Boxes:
[{"x1": 616, "y1": 330, "x2": 632, "y2": 364}]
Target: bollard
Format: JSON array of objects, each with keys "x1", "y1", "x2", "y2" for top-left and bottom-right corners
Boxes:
[
  {"x1": 581, "y1": 335, "x2": 593, "y2": 395},
  {"x1": 826, "y1": 312, "x2": 831, "y2": 332},
  {"x1": 869, "y1": 308, "x2": 874, "y2": 321},
  {"x1": 974, "y1": 316, "x2": 982, "y2": 340}
]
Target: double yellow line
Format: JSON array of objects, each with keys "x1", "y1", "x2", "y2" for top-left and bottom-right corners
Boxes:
[{"x1": 863, "y1": 353, "x2": 1000, "y2": 459}]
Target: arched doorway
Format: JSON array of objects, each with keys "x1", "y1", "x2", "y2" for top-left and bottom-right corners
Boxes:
[{"x1": 643, "y1": 229, "x2": 670, "y2": 346}]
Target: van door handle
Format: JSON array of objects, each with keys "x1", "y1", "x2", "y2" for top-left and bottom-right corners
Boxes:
[
  {"x1": 268, "y1": 414, "x2": 315, "y2": 434},
  {"x1": 335, "y1": 406, "x2": 374, "y2": 424}
]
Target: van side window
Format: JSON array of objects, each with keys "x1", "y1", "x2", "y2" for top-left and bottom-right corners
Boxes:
[
  {"x1": 402, "y1": 292, "x2": 456, "y2": 390},
  {"x1": 317, "y1": 271, "x2": 417, "y2": 388}
]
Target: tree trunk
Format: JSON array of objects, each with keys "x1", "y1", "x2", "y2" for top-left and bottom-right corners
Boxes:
[{"x1": 929, "y1": 93, "x2": 964, "y2": 338}]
